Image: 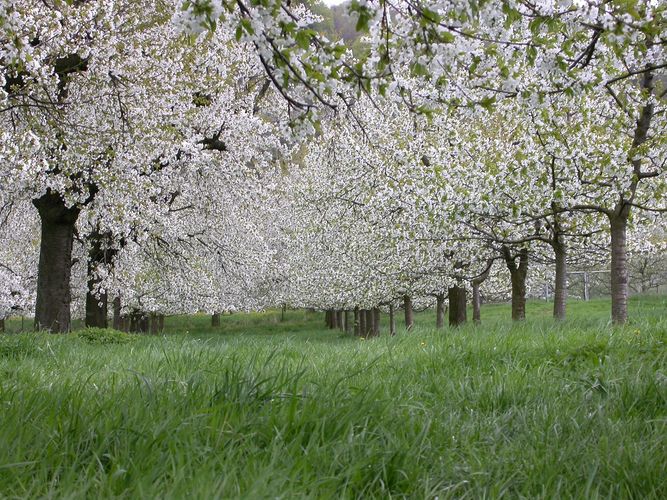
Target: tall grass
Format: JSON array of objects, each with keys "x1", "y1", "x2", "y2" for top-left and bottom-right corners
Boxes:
[{"x1": 0, "y1": 296, "x2": 665, "y2": 498}]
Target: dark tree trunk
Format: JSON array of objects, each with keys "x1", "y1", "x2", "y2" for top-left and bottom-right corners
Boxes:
[
  {"x1": 552, "y1": 236, "x2": 567, "y2": 321},
  {"x1": 112, "y1": 296, "x2": 122, "y2": 330},
  {"x1": 403, "y1": 295, "x2": 413, "y2": 330},
  {"x1": 354, "y1": 307, "x2": 360, "y2": 336},
  {"x1": 158, "y1": 314, "x2": 165, "y2": 334},
  {"x1": 33, "y1": 191, "x2": 81, "y2": 333},
  {"x1": 331, "y1": 309, "x2": 339, "y2": 329},
  {"x1": 281, "y1": 303, "x2": 287, "y2": 322},
  {"x1": 389, "y1": 304, "x2": 396, "y2": 336},
  {"x1": 344, "y1": 310, "x2": 352, "y2": 334},
  {"x1": 140, "y1": 313, "x2": 149, "y2": 333},
  {"x1": 336, "y1": 310, "x2": 343, "y2": 331},
  {"x1": 436, "y1": 294, "x2": 445, "y2": 329},
  {"x1": 371, "y1": 307, "x2": 380, "y2": 336},
  {"x1": 502, "y1": 246, "x2": 529, "y2": 321},
  {"x1": 85, "y1": 230, "x2": 115, "y2": 329},
  {"x1": 130, "y1": 310, "x2": 148, "y2": 333},
  {"x1": 325, "y1": 309, "x2": 331, "y2": 328},
  {"x1": 150, "y1": 313, "x2": 159, "y2": 335},
  {"x1": 121, "y1": 315, "x2": 130, "y2": 332},
  {"x1": 359, "y1": 309, "x2": 367, "y2": 337},
  {"x1": 448, "y1": 286, "x2": 467, "y2": 326},
  {"x1": 212, "y1": 312, "x2": 221, "y2": 327},
  {"x1": 610, "y1": 211, "x2": 629, "y2": 324},
  {"x1": 0, "y1": 318, "x2": 4, "y2": 333},
  {"x1": 364, "y1": 309, "x2": 373, "y2": 337}
]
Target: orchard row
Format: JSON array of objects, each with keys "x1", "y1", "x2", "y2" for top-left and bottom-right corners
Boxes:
[{"x1": 0, "y1": 1, "x2": 664, "y2": 331}]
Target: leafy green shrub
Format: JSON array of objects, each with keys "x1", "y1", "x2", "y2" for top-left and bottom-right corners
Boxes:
[{"x1": 75, "y1": 328, "x2": 136, "y2": 345}]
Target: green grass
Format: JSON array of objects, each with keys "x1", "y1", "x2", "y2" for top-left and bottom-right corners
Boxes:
[{"x1": 0, "y1": 296, "x2": 665, "y2": 498}]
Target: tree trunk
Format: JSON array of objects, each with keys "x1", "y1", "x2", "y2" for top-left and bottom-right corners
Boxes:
[
  {"x1": 553, "y1": 236, "x2": 567, "y2": 321},
  {"x1": 359, "y1": 309, "x2": 367, "y2": 337},
  {"x1": 130, "y1": 310, "x2": 148, "y2": 333},
  {"x1": 510, "y1": 266, "x2": 528, "y2": 321},
  {"x1": 121, "y1": 315, "x2": 130, "y2": 332},
  {"x1": 85, "y1": 230, "x2": 114, "y2": 329},
  {"x1": 212, "y1": 312, "x2": 221, "y2": 327},
  {"x1": 354, "y1": 307, "x2": 360, "y2": 336},
  {"x1": 112, "y1": 296, "x2": 122, "y2": 330},
  {"x1": 403, "y1": 295, "x2": 413, "y2": 330},
  {"x1": 344, "y1": 310, "x2": 352, "y2": 334},
  {"x1": 471, "y1": 259, "x2": 493, "y2": 324},
  {"x1": 0, "y1": 318, "x2": 4, "y2": 333},
  {"x1": 158, "y1": 314, "x2": 165, "y2": 334},
  {"x1": 435, "y1": 294, "x2": 445, "y2": 329},
  {"x1": 331, "y1": 309, "x2": 339, "y2": 329},
  {"x1": 502, "y1": 246, "x2": 528, "y2": 321},
  {"x1": 389, "y1": 304, "x2": 396, "y2": 336},
  {"x1": 336, "y1": 310, "x2": 343, "y2": 331},
  {"x1": 140, "y1": 313, "x2": 149, "y2": 333},
  {"x1": 281, "y1": 303, "x2": 287, "y2": 322},
  {"x1": 33, "y1": 191, "x2": 81, "y2": 333},
  {"x1": 610, "y1": 212, "x2": 629, "y2": 324},
  {"x1": 448, "y1": 286, "x2": 467, "y2": 326},
  {"x1": 150, "y1": 313, "x2": 159, "y2": 335},
  {"x1": 371, "y1": 307, "x2": 380, "y2": 336},
  {"x1": 472, "y1": 282, "x2": 482, "y2": 324},
  {"x1": 325, "y1": 309, "x2": 331, "y2": 328}
]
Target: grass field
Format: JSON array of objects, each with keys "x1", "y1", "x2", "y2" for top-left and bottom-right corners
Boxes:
[{"x1": 0, "y1": 296, "x2": 665, "y2": 498}]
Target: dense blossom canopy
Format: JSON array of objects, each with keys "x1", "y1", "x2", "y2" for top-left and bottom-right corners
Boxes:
[{"x1": 0, "y1": 0, "x2": 664, "y2": 324}]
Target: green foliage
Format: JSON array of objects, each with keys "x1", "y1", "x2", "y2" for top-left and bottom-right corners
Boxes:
[
  {"x1": 74, "y1": 328, "x2": 137, "y2": 345},
  {"x1": 0, "y1": 297, "x2": 665, "y2": 497},
  {"x1": 0, "y1": 333, "x2": 41, "y2": 359}
]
